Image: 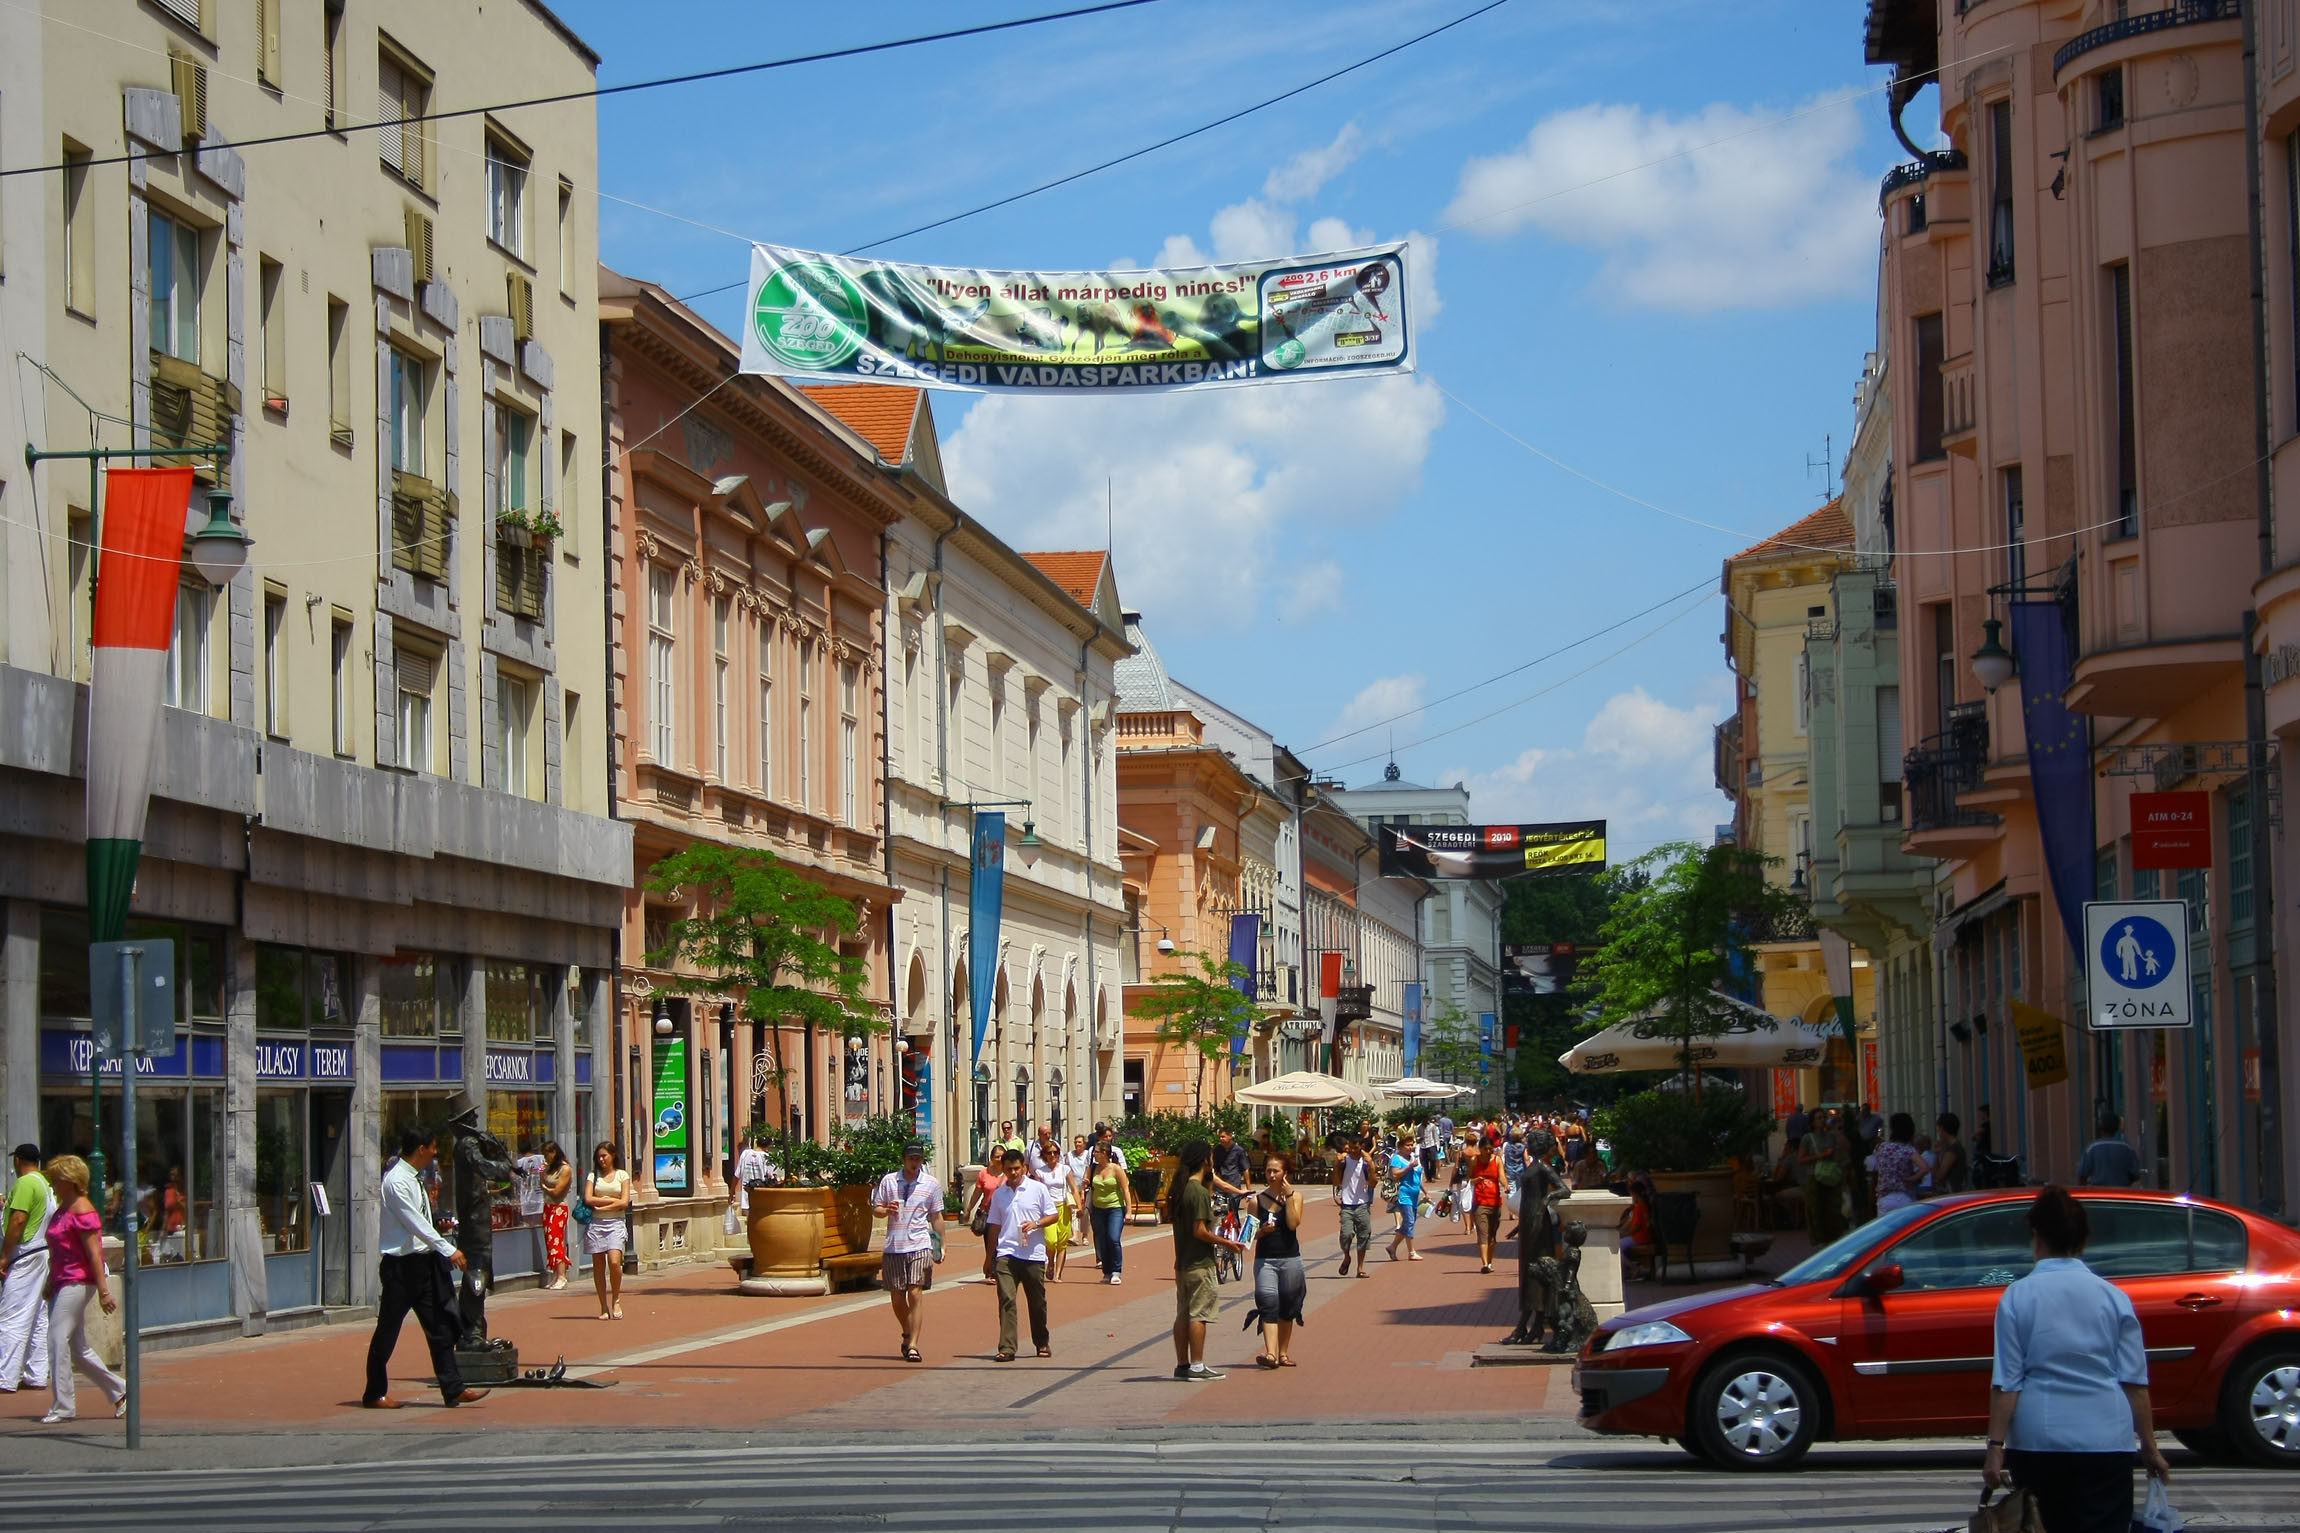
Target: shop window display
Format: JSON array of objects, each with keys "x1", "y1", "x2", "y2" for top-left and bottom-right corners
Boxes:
[
  {"x1": 381, "y1": 952, "x2": 451, "y2": 1037},
  {"x1": 381, "y1": 1089, "x2": 463, "y2": 1232},
  {"x1": 485, "y1": 960, "x2": 546, "y2": 1043},
  {"x1": 488, "y1": 1089, "x2": 554, "y2": 1236},
  {"x1": 40, "y1": 1087, "x2": 224, "y2": 1262},
  {"x1": 254, "y1": 1089, "x2": 311, "y2": 1254},
  {"x1": 257, "y1": 944, "x2": 348, "y2": 1031}
]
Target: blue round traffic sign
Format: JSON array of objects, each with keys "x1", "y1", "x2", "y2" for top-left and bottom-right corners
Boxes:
[{"x1": 2099, "y1": 915, "x2": 2177, "y2": 990}]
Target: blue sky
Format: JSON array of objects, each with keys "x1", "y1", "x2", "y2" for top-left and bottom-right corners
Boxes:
[{"x1": 555, "y1": 0, "x2": 1905, "y2": 862}]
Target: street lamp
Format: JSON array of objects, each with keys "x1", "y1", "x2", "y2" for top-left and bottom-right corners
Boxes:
[
  {"x1": 185, "y1": 487, "x2": 253, "y2": 588},
  {"x1": 1970, "y1": 618, "x2": 2014, "y2": 692}
]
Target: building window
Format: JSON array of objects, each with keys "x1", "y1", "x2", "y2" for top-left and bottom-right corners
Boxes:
[
  {"x1": 647, "y1": 564, "x2": 676, "y2": 765},
  {"x1": 488, "y1": 400, "x2": 530, "y2": 514},
  {"x1": 1987, "y1": 99, "x2": 2015, "y2": 287},
  {"x1": 1906, "y1": 188, "x2": 1928, "y2": 235},
  {"x1": 484, "y1": 130, "x2": 528, "y2": 257},
  {"x1": 557, "y1": 429, "x2": 578, "y2": 556},
  {"x1": 498, "y1": 671, "x2": 530, "y2": 798},
  {"x1": 712, "y1": 596, "x2": 730, "y2": 783},
  {"x1": 988, "y1": 680, "x2": 1006, "y2": 794},
  {"x1": 330, "y1": 614, "x2": 353, "y2": 756},
  {"x1": 1793, "y1": 651, "x2": 1810, "y2": 736},
  {"x1": 484, "y1": 960, "x2": 545, "y2": 1043},
  {"x1": 798, "y1": 641, "x2": 815, "y2": 810},
  {"x1": 63, "y1": 142, "x2": 95, "y2": 314},
  {"x1": 564, "y1": 690, "x2": 582, "y2": 807},
  {"x1": 1914, "y1": 312, "x2": 1946, "y2": 461},
  {"x1": 149, "y1": 211, "x2": 201, "y2": 365},
  {"x1": 258, "y1": 257, "x2": 287, "y2": 409},
  {"x1": 2003, "y1": 466, "x2": 2025, "y2": 590},
  {"x1": 2096, "y1": 67, "x2": 2125, "y2": 133},
  {"x1": 379, "y1": 952, "x2": 446, "y2": 1038},
  {"x1": 757, "y1": 629, "x2": 774, "y2": 796},
  {"x1": 2291, "y1": 134, "x2": 2300, "y2": 434},
  {"x1": 263, "y1": 587, "x2": 288, "y2": 737},
  {"x1": 840, "y1": 661, "x2": 860, "y2": 828},
  {"x1": 395, "y1": 645, "x2": 435, "y2": 773},
  {"x1": 1933, "y1": 603, "x2": 1957, "y2": 735},
  {"x1": 557, "y1": 178, "x2": 573, "y2": 293},
  {"x1": 377, "y1": 45, "x2": 430, "y2": 190},
  {"x1": 322, "y1": 1, "x2": 343, "y2": 130},
  {"x1": 255, "y1": 944, "x2": 347, "y2": 1031},
  {"x1": 946, "y1": 657, "x2": 965, "y2": 794},
  {"x1": 167, "y1": 581, "x2": 209, "y2": 712},
  {"x1": 326, "y1": 296, "x2": 352, "y2": 444},
  {"x1": 389, "y1": 348, "x2": 426, "y2": 475},
  {"x1": 2111, "y1": 263, "x2": 2138, "y2": 537}
]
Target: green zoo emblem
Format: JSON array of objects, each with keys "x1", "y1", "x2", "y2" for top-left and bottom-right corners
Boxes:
[
  {"x1": 753, "y1": 262, "x2": 867, "y2": 370},
  {"x1": 1269, "y1": 338, "x2": 1307, "y2": 370}
]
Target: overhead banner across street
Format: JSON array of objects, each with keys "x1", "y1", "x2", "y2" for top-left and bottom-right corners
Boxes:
[
  {"x1": 737, "y1": 241, "x2": 1413, "y2": 394},
  {"x1": 1379, "y1": 821, "x2": 1607, "y2": 881}
]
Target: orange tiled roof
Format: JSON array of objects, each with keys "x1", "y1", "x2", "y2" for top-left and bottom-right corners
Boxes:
[
  {"x1": 1021, "y1": 550, "x2": 1108, "y2": 609},
  {"x1": 1731, "y1": 497, "x2": 1855, "y2": 561},
  {"x1": 794, "y1": 383, "x2": 920, "y2": 462}
]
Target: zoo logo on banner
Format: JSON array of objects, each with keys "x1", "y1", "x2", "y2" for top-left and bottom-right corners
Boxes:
[
  {"x1": 2083, "y1": 899, "x2": 2193, "y2": 1030},
  {"x1": 738, "y1": 241, "x2": 1413, "y2": 395}
]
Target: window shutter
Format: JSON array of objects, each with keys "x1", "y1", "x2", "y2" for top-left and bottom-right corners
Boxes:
[
  {"x1": 397, "y1": 647, "x2": 435, "y2": 697},
  {"x1": 378, "y1": 58, "x2": 403, "y2": 171},
  {"x1": 155, "y1": 0, "x2": 200, "y2": 26},
  {"x1": 404, "y1": 207, "x2": 433, "y2": 284},
  {"x1": 1877, "y1": 686, "x2": 1903, "y2": 780},
  {"x1": 323, "y1": 31, "x2": 336, "y2": 125},
  {"x1": 170, "y1": 53, "x2": 208, "y2": 142},
  {"x1": 508, "y1": 272, "x2": 534, "y2": 341},
  {"x1": 258, "y1": 0, "x2": 280, "y2": 83}
]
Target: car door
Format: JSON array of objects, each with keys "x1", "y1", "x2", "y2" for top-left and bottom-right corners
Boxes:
[
  {"x1": 1839, "y1": 1202, "x2": 2036, "y2": 1435},
  {"x1": 2083, "y1": 1198, "x2": 2251, "y2": 1420}
]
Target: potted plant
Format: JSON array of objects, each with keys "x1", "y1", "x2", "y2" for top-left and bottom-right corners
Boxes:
[
  {"x1": 1593, "y1": 1086, "x2": 1773, "y2": 1262},
  {"x1": 826, "y1": 1112, "x2": 914, "y2": 1254}
]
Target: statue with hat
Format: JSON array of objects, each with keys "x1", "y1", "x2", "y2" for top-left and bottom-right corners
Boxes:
[{"x1": 445, "y1": 1090, "x2": 515, "y2": 1347}]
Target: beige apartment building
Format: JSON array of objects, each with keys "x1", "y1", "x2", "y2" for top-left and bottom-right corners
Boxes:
[{"x1": 0, "y1": 0, "x2": 626, "y2": 1339}]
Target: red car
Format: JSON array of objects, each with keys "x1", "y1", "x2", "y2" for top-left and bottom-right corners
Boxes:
[{"x1": 1574, "y1": 1189, "x2": 2300, "y2": 1471}]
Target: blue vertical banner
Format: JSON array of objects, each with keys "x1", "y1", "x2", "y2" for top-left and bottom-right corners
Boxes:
[
  {"x1": 1478, "y1": 1012, "x2": 1495, "y2": 1077},
  {"x1": 1402, "y1": 982, "x2": 1424, "y2": 1075},
  {"x1": 2008, "y1": 602, "x2": 2094, "y2": 958},
  {"x1": 1226, "y1": 913, "x2": 1261, "y2": 1057},
  {"x1": 968, "y1": 813, "x2": 1006, "y2": 1068}
]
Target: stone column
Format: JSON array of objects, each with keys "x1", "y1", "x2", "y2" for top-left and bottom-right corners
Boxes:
[
  {"x1": 584, "y1": 971, "x2": 609, "y2": 1154},
  {"x1": 226, "y1": 934, "x2": 266, "y2": 1334},
  {"x1": 552, "y1": 965, "x2": 574, "y2": 1149},
  {"x1": 461, "y1": 958, "x2": 488, "y2": 1107},
  {"x1": 349, "y1": 956, "x2": 383, "y2": 1309},
  {"x1": 2, "y1": 901, "x2": 38, "y2": 1144}
]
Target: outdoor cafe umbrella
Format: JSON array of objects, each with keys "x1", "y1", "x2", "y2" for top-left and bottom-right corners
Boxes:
[
  {"x1": 1233, "y1": 1070, "x2": 1378, "y2": 1108},
  {"x1": 1377, "y1": 1075, "x2": 1474, "y2": 1100},
  {"x1": 1559, "y1": 995, "x2": 1835, "y2": 1075}
]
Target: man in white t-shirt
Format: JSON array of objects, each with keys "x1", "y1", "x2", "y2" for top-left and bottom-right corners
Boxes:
[
  {"x1": 987, "y1": 1147, "x2": 1057, "y2": 1361},
  {"x1": 872, "y1": 1139, "x2": 944, "y2": 1363}
]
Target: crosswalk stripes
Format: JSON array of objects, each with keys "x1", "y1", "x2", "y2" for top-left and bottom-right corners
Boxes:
[{"x1": 1, "y1": 1442, "x2": 2293, "y2": 1531}]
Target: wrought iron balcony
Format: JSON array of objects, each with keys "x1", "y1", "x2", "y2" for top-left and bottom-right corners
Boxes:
[
  {"x1": 1877, "y1": 148, "x2": 1968, "y2": 212},
  {"x1": 1744, "y1": 905, "x2": 1817, "y2": 945},
  {"x1": 1904, "y1": 703, "x2": 1996, "y2": 832},
  {"x1": 2054, "y1": 0, "x2": 2241, "y2": 77}
]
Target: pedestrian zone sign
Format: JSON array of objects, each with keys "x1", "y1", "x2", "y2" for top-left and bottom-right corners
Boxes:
[{"x1": 2083, "y1": 900, "x2": 2191, "y2": 1030}]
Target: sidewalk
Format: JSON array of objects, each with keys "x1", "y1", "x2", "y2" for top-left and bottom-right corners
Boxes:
[{"x1": 0, "y1": 1190, "x2": 1588, "y2": 1441}]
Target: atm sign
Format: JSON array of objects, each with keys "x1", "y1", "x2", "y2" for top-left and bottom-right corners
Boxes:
[{"x1": 2131, "y1": 792, "x2": 2211, "y2": 871}]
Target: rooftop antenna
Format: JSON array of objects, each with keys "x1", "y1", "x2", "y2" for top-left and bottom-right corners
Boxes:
[{"x1": 1806, "y1": 434, "x2": 1834, "y2": 503}]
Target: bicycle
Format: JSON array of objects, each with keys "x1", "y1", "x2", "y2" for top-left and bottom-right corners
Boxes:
[{"x1": 1213, "y1": 1194, "x2": 1246, "y2": 1283}]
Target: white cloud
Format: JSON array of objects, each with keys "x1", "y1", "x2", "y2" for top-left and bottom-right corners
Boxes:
[
  {"x1": 1264, "y1": 122, "x2": 1364, "y2": 203},
  {"x1": 1325, "y1": 673, "x2": 1426, "y2": 746},
  {"x1": 1278, "y1": 560, "x2": 1346, "y2": 623},
  {"x1": 1209, "y1": 198, "x2": 1298, "y2": 263},
  {"x1": 1441, "y1": 681, "x2": 1733, "y2": 850},
  {"x1": 1441, "y1": 92, "x2": 1877, "y2": 311}
]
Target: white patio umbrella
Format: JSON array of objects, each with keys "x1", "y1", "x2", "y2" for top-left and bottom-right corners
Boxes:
[
  {"x1": 1233, "y1": 1070, "x2": 1377, "y2": 1108},
  {"x1": 1376, "y1": 1075, "x2": 1471, "y2": 1100},
  {"x1": 1559, "y1": 995, "x2": 1835, "y2": 1075}
]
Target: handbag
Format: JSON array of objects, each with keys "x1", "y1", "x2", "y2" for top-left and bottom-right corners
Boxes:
[
  {"x1": 571, "y1": 1185, "x2": 595, "y2": 1225},
  {"x1": 2133, "y1": 1477, "x2": 2183, "y2": 1533},
  {"x1": 1968, "y1": 1490, "x2": 2043, "y2": 1533},
  {"x1": 1811, "y1": 1156, "x2": 1845, "y2": 1188}
]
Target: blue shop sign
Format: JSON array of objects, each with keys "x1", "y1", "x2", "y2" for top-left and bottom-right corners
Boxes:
[
  {"x1": 485, "y1": 1049, "x2": 555, "y2": 1086},
  {"x1": 41, "y1": 1028, "x2": 225, "y2": 1080},
  {"x1": 253, "y1": 1039, "x2": 356, "y2": 1081},
  {"x1": 380, "y1": 1044, "x2": 464, "y2": 1084},
  {"x1": 575, "y1": 1054, "x2": 592, "y2": 1086}
]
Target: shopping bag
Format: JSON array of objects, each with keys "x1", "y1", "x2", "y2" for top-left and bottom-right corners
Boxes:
[
  {"x1": 722, "y1": 1202, "x2": 740, "y2": 1237},
  {"x1": 1968, "y1": 1490, "x2": 2043, "y2": 1533},
  {"x1": 1506, "y1": 1180, "x2": 1524, "y2": 1215},
  {"x1": 2132, "y1": 1477, "x2": 2182, "y2": 1533}
]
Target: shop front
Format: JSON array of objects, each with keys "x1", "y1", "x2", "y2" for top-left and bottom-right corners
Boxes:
[{"x1": 253, "y1": 942, "x2": 358, "y2": 1312}]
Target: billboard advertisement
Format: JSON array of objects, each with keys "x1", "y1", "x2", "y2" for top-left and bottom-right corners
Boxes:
[
  {"x1": 652, "y1": 1035, "x2": 690, "y2": 1196},
  {"x1": 1502, "y1": 943, "x2": 1582, "y2": 997},
  {"x1": 738, "y1": 241, "x2": 1413, "y2": 394},
  {"x1": 1380, "y1": 821, "x2": 1607, "y2": 881}
]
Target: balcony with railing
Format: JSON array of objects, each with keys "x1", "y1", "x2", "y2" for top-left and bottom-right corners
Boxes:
[
  {"x1": 1904, "y1": 701, "x2": 1999, "y2": 850},
  {"x1": 1113, "y1": 709, "x2": 1203, "y2": 748},
  {"x1": 2053, "y1": 0, "x2": 2241, "y2": 77}
]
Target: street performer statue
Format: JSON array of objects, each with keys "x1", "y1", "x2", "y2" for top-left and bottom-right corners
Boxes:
[
  {"x1": 444, "y1": 1091, "x2": 515, "y2": 1347},
  {"x1": 1504, "y1": 1128, "x2": 1572, "y2": 1347}
]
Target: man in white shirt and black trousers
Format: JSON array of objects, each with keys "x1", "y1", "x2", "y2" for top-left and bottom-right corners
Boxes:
[
  {"x1": 364, "y1": 1126, "x2": 488, "y2": 1409},
  {"x1": 987, "y1": 1146, "x2": 1058, "y2": 1362}
]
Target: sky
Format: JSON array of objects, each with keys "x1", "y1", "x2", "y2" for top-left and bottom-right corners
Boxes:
[{"x1": 554, "y1": 0, "x2": 1907, "y2": 866}]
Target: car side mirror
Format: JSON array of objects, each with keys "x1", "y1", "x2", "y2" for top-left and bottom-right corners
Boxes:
[{"x1": 1865, "y1": 1263, "x2": 1904, "y2": 1297}]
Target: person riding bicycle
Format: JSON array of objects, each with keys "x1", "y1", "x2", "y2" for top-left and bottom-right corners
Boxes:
[{"x1": 1209, "y1": 1129, "x2": 1253, "y2": 1202}]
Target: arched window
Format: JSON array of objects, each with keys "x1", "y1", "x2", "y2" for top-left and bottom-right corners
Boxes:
[
  {"x1": 1013, "y1": 1064, "x2": 1031, "y2": 1128},
  {"x1": 1050, "y1": 1067, "x2": 1066, "y2": 1139}
]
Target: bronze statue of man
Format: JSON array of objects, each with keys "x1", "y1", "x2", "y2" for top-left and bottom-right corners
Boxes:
[
  {"x1": 444, "y1": 1092, "x2": 514, "y2": 1347},
  {"x1": 1505, "y1": 1129, "x2": 1573, "y2": 1346}
]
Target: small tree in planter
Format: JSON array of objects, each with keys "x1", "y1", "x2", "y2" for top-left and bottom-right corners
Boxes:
[
  {"x1": 1594, "y1": 1087, "x2": 1774, "y2": 1175},
  {"x1": 1127, "y1": 951, "x2": 1260, "y2": 1114}
]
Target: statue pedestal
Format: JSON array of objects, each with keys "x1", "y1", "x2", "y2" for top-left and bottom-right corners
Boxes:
[{"x1": 1561, "y1": 1190, "x2": 1632, "y2": 1322}]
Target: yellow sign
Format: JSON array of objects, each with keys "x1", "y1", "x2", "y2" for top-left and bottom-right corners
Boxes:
[{"x1": 2010, "y1": 1000, "x2": 2070, "y2": 1090}]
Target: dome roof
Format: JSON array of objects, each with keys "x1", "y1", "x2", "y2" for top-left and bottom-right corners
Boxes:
[{"x1": 1113, "y1": 611, "x2": 1176, "y2": 710}]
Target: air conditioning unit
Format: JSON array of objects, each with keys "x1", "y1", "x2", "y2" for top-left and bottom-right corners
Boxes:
[
  {"x1": 171, "y1": 52, "x2": 208, "y2": 143},
  {"x1": 404, "y1": 207, "x2": 434, "y2": 285},
  {"x1": 507, "y1": 272, "x2": 534, "y2": 342}
]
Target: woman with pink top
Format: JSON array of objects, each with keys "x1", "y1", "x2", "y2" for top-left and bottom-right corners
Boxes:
[{"x1": 40, "y1": 1154, "x2": 123, "y2": 1424}]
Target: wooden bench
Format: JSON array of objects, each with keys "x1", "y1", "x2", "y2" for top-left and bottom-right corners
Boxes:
[{"x1": 819, "y1": 1219, "x2": 881, "y2": 1292}]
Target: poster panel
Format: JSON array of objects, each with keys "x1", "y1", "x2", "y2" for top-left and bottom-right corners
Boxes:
[
  {"x1": 653, "y1": 1036, "x2": 690, "y2": 1196},
  {"x1": 739, "y1": 241, "x2": 1412, "y2": 394},
  {"x1": 1380, "y1": 822, "x2": 1606, "y2": 881}
]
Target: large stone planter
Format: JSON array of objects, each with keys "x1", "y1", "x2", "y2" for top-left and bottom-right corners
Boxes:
[
  {"x1": 832, "y1": 1185, "x2": 873, "y2": 1254},
  {"x1": 742, "y1": 1185, "x2": 828, "y2": 1296},
  {"x1": 1649, "y1": 1168, "x2": 1736, "y2": 1264}
]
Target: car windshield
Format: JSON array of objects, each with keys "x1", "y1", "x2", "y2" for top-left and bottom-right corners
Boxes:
[{"x1": 1769, "y1": 1200, "x2": 1936, "y2": 1287}]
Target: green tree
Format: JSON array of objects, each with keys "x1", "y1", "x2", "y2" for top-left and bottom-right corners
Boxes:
[
  {"x1": 1577, "y1": 840, "x2": 1798, "y2": 1082},
  {"x1": 1417, "y1": 1001, "x2": 1484, "y2": 1089},
  {"x1": 1500, "y1": 871, "x2": 1625, "y2": 1107},
  {"x1": 1128, "y1": 950, "x2": 1260, "y2": 1113},
  {"x1": 644, "y1": 843, "x2": 884, "y2": 1163}
]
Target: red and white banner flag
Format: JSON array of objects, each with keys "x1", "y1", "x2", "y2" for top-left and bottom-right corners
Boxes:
[{"x1": 86, "y1": 468, "x2": 197, "y2": 941}]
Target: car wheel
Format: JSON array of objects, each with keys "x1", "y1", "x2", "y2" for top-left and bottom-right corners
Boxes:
[
  {"x1": 2171, "y1": 1427, "x2": 2236, "y2": 1462},
  {"x1": 2221, "y1": 1347, "x2": 2300, "y2": 1469},
  {"x1": 1690, "y1": 1352, "x2": 1822, "y2": 1471}
]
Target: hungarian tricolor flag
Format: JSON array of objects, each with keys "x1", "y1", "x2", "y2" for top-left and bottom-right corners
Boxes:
[{"x1": 87, "y1": 467, "x2": 197, "y2": 943}]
